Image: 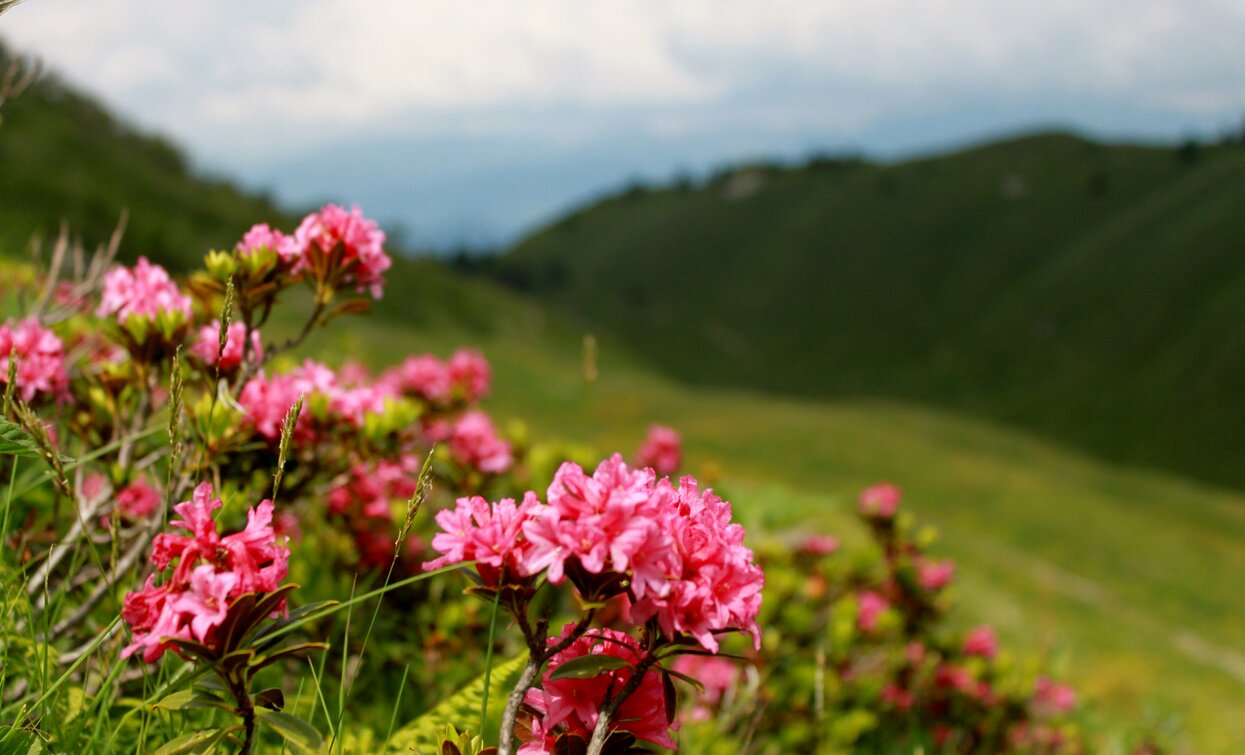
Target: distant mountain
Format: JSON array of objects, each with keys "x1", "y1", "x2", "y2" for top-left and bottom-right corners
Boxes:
[{"x1": 489, "y1": 132, "x2": 1245, "y2": 488}]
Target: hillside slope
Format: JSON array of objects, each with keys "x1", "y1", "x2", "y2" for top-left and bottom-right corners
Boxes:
[
  {"x1": 493, "y1": 134, "x2": 1245, "y2": 488},
  {"x1": 0, "y1": 40, "x2": 296, "y2": 269}
]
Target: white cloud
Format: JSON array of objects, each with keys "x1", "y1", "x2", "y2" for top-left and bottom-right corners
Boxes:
[{"x1": 5, "y1": 0, "x2": 1244, "y2": 163}]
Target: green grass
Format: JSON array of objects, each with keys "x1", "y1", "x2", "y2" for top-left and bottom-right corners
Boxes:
[
  {"x1": 278, "y1": 280, "x2": 1245, "y2": 753},
  {"x1": 492, "y1": 133, "x2": 1245, "y2": 490}
]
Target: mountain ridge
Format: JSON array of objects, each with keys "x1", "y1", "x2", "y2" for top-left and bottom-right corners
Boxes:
[{"x1": 489, "y1": 130, "x2": 1245, "y2": 488}]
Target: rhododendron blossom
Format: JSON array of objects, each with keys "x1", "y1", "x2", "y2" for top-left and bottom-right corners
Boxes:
[
  {"x1": 380, "y1": 348, "x2": 492, "y2": 406},
  {"x1": 286, "y1": 204, "x2": 391, "y2": 298},
  {"x1": 1034, "y1": 676, "x2": 1077, "y2": 714},
  {"x1": 857, "y1": 590, "x2": 889, "y2": 633},
  {"x1": 236, "y1": 222, "x2": 291, "y2": 258},
  {"x1": 918, "y1": 558, "x2": 956, "y2": 591},
  {"x1": 424, "y1": 492, "x2": 540, "y2": 586},
  {"x1": 0, "y1": 317, "x2": 69, "y2": 402},
  {"x1": 448, "y1": 410, "x2": 512, "y2": 474},
  {"x1": 116, "y1": 477, "x2": 161, "y2": 519},
  {"x1": 628, "y1": 476, "x2": 764, "y2": 653},
  {"x1": 192, "y1": 320, "x2": 262, "y2": 372},
  {"x1": 859, "y1": 482, "x2": 901, "y2": 519},
  {"x1": 636, "y1": 424, "x2": 681, "y2": 475},
  {"x1": 122, "y1": 483, "x2": 289, "y2": 662},
  {"x1": 962, "y1": 625, "x2": 999, "y2": 660},
  {"x1": 799, "y1": 533, "x2": 840, "y2": 556},
  {"x1": 97, "y1": 257, "x2": 192, "y2": 323},
  {"x1": 446, "y1": 348, "x2": 491, "y2": 402},
  {"x1": 520, "y1": 625, "x2": 675, "y2": 753}
]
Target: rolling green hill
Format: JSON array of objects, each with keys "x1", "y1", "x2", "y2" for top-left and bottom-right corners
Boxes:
[{"x1": 492, "y1": 134, "x2": 1245, "y2": 489}]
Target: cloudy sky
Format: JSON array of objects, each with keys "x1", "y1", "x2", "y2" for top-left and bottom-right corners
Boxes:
[{"x1": 4, "y1": 0, "x2": 1244, "y2": 248}]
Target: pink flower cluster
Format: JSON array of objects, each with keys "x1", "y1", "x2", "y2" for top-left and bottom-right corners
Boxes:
[
  {"x1": 239, "y1": 360, "x2": 390, "y2": 441},
  {"x1": 121, "y1": 483, "x2": 289, "y2": 662},
  {"x1": 520, "y1": 625, "x2": 674, "y2": 753},
  {"x1": 425, "y1": 455, "x2": 764, "y2": 653},
  {"x1": 379, "y1": 348, "x2": 491, "y2": 406},
  {"x1": 328, "y1": 457, "x2": 423, "y2": 569},
  {"x1": 116, "y1": 477, "x2": 162, "y2": 519},
  {"x1": 962, "y1": 625, "x2": 999, "y2": 660},
  {"x1": 0, "y1": 317, "x2": 69, "y2": 402},
  {"x1": 857, "y1": 590, "x2": 890, "y2": 633},
  {"x1": 917, "y1": 558, "x2": 956, "y2": 591},
  {"x1": 236, "y1": 223, "x2": 290, "y2": 258},
  {"x1": 670, "y1": 654, "x2": 740, "y2": 722},
  {"x1": 444, "y1": 409, "x2": 513, "y2": 474},
  {"x1": 192, "y1": 320, "x2": 263, "y2": 372},
  {"x1": 287, "y1": 204, "x2": 391, "y2": 299},
  {"x1": 97, "y1": 257, "x2": 192, "y2": 324},
  {"x1": 635, "y1": 424, "x2": 681, "y2": 476},
  {"x1": 424, "y1": 492, "x2": 539, "y2": 585},
  {"x1": 859, "y1": 482, "x2": 901, "y2": 519}
]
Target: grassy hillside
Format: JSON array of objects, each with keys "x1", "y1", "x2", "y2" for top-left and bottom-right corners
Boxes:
[
  {"x1": 0, "y1": 40, "x2": 296, "y2": 269},
  {"x1": 274, "y1": 284, "x2": 1245, "y2": 754},
  {"x1": 492, "y1": 134, "x2": 1245, "y2": 489}
]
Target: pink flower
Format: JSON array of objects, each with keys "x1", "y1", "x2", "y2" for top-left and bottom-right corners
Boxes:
[
  {"x1": 116, "y1": 478, "x2": 161, "y2": 519},
  {"x1": 97, "y1": 257, "x2": 192, "y2": 323},
  {"x1": 629, "y1": 477, "x2": 764, "y2": 653},
  {"x1": 424, "y1": 492, "x2": 540, "y2": 586},
  {"x1": 447, "y1": 349, "x2": 491, "y2": 403},
  {"x1": 671, "y1": 654, "x2": 738, "y2": 720},
  {"x1": 1034, "y1": 676, "x2": 1076, "y2": 715},
  {"x1": 799, "y1": 533, "x2": 840, "y2": 556},
  {"x1": 239, "y1": 373, "x2": 300, "y2": 441},
  {"x1": 381, "y1": 354, "x2": 452, "y2": 404},
  {"x1": 881, "y1": 683, "x2": 915, "y2": 711},
  {"x1": 286, "y1": 204, "x2": 391, "y2": 298},
  {"x1": 962, "y1": 625, "x2": 998, "y2": 660},
  {"x1": 858, "y1": 483, "x2": 901, "y2": 519},
  {"x1": 192, "y1": 320, "x2": 263, "y2": 372},
  {"x1": 170, "y1": 565, "x2": 239, "y2": 642},
  {"x1": 448, "y1": 410, "x2": 512, "y2": 474},
  {"x1": 521, "y1": 625, "x2": 675, "y2": 750},
  {"x1": 935, "y1": 663, "x2": 976, "y2": 694},
  {"x1": 918, "y1": 558, "x2": 956, "y2": 591},
  {"x1": 520, "y1": 455, "x2": 662, "y2": 586},
  {"x1": 0, "y1": 317, "x2": 69, "y2": 402},
  {"x1": 328, "y1": 457, "x2": 418, "y2": 520},
  {"x1": 635, "y1": 424, "x2": 681, "y2": 476},
  {"x1": 236, "y1": 223, "x2": 291, "y2": 258},
  {"x1": 123, "y1": 483, "x2": 290, "y2": 662},
  {"x1": 856, "y1": 590, "x2": 889, "y2": 633}
]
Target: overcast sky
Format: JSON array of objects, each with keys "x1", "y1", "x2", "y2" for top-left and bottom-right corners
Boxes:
[{"x1": 5, "y1": 0, "x2": 1244, "y2": 248}]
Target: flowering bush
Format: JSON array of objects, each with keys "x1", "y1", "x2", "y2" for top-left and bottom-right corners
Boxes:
[{"x1": 0, "y1": 200, "x2": 1124, "y2": 755}]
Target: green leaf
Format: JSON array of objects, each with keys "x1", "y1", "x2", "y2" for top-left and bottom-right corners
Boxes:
[
  {"x1": 547, "y1": 654, "x2": 631, "y2": 681},
  {"x1": 388, "y1": 654, "x2": 528, "y2": 754},
  {"x1": 152, "y1": 688, "x2": 231, "y2": 712},
  {"x1": 656, "y1": 664, "x2": 705, "y2": 692},
  {"x1": 249, "y1": 641, "x2": 329, "y2": 674},
  {"x1": 151, "y1": 728, "x2": 231, "y2": 755},
  {"x1": 257, "y1": 709, "x2": 323, "y2": 752},
  {"x1": 0, "y1": 725, "x2": 46, "y2": 754},
  {"x1": 0, "y1": 418, "x2": 41, "y2": 458},
  {"x1": 253, "y1": 687, "x2": 284, "y2": 711}
]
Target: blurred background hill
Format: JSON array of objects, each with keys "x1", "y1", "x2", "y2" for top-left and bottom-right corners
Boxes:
[{"x1": 483, "y1": 133, "x2": 1245, "y2": 489}]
